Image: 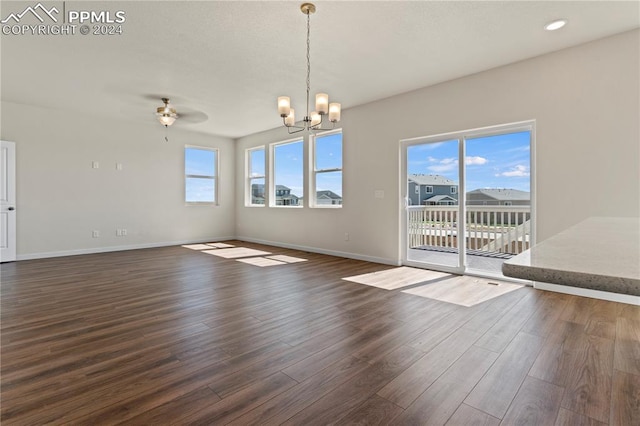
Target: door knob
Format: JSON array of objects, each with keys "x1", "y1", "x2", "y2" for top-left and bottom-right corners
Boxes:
[{"x1": 7, "y1": 207, "x2": 15, "y2": 211}]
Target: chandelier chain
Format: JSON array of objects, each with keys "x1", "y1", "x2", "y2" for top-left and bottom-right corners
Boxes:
[{"x1": 306, "y1": 11, "x2": 311, "y2": 120}]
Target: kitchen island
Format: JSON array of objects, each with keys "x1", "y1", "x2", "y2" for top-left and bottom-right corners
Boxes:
[{"x1": 503, "y1": 217, "x2": 639, "y2": 302}]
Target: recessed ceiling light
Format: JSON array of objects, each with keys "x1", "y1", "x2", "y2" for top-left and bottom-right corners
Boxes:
[{"x1": 544, "y1": 19, "x2": 568, "y2": 31}]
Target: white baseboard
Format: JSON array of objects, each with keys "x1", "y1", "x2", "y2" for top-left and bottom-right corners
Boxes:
[
  {"x1": 534, "y1": 282, "x2": 640, "y2": 306},
  {"x1": 15, "y1": 236, "x2": 236, "y2": 261},
  {"x1": 236, "y1": 236, "x2": 400, "y2": 266}
]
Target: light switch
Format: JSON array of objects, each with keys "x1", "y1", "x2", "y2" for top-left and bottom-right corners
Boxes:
[
  {"x1": 374, "y1": 190, "x2": 384, "y2": 199},
  {"x1": 116, "y1": 163, "x2": 123, "y2": 170},
  {"x1": 92, "y1": 161, "x2": 99, "y2": 169}
]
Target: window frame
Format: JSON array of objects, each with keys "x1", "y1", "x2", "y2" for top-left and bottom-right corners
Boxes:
[
  {"x1": 184, "y1": 145, "x2": 218, "y2": 205},
  {"x1": 310, "y1": 129, "x2": 343, "y2": 209},
  {"x1": 450, "y1": 186, "x2": 457, "y2": 194},
  {"x1": 270, "y1": 137, "x2": 304, "y2": 208},
  {"x1": 425, "y1": 186, "x2": 434, "y2": 194},
  {"x1": 246, "y1": 146, "x2": 266, "y2": 207}
]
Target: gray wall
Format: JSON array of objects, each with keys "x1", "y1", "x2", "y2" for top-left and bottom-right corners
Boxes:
[
  {"x1": 235, "y1": 30, "x2": 640, "y2": 264},
  {"x1": 1, "y1": 102, "x2": 236, "y2": 259}
]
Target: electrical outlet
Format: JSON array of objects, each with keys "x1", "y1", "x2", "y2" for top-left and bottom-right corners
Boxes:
[{"x1": 92, "y1": 230, "x2": 100, "y2": 238}]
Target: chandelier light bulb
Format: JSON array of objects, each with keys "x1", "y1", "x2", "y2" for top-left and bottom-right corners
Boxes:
[
  {"x1": 315, "y1": 93, "x2": 329, "y2": 114},
  {"x1": 329, "y1": 103, "x2": 341, "y2": 123},
  {"x1": 284, "y1": 109, "x2": 296, "y2": 126},
  {"x1": 278, "y1": 96, "x2": 291, "y2": 117}
]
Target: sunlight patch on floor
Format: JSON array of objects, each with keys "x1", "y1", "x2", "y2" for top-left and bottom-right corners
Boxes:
[
  {"x1": 402, "y1": 275, "x2": 523, "y2": 307},
  {"x1": 236, "y1": 257, "x2": 287, "y2": 267},
  {"x1": 182, "y1": 244, "x2": 215, "y2": 250},
  {"x1": 202, "y1": 248, "x2": 272, "y2": 259},
  {"x1": 206, "y1": 242, "x2": 235, "y2": 248},
  {"x1": 342, "y1": 266, "x2": 450, "y2": 290},
  {"x1": 267, "y1": 255, "x2": 308, "y2": 263}
]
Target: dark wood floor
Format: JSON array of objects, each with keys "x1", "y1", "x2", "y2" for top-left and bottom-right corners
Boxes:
[{"x1": 1, "y1": 241, "x2": 638, "y2": 425}]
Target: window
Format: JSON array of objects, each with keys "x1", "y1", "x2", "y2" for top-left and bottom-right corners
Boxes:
[
  {"x1": 450, "y1": 186, "x2": 457, "y2": 194},
  {"x1": 415, "y1": 185, "x2": 420, "y2": 194},
  {"x1": 425, "y1": 186, "x2": 434, "y2": 194},
  {"x1": 311, "y1": 130, "x2": 343, "y2": 207},
  {"x1": 271, "y1": 138, "x2": 303, "y2": 207},
  {"x1": 247, "y1": 147, "x2": 265, "y2": 206},
  {"x1": 185, "y1": 146, "x2": 217, "y2": 204},
  {"x1": 504, "y1": 201, "x2": 513, "y2": 206}
]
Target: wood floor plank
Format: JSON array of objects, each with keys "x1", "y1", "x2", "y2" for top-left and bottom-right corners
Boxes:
[
  {"x1": 614, "y1": 316, "x2": 640, "y2": 376},
  {"x1": 121, "y1": 386, "x2": 220, "y2": 425},
  {"x1": 609, "y1": 370, "x2": 640, "y2": 426},
  {"x1": 282, "y1": 345, "x2": 425, "y2": 426},
  {"x1": 474, "y1": 287, "x2": 541, "y2": 352},
  {"x1": 560, "y1": 334, "x2": 615, "y2": 423},
  {"x1": 334, "y1": 394, "x2": 404, "y2": 425},
  {"x1": 229, "y1": 355, "x2": 370, "y2": 426},
  {"x1": 463, "y1": 331, "x2": 545, "y2": 419},
  {"x1": 500, "y1": 376, "x2": 565, "y2": 425},
  {"x1": 445, "y1": 404, "x2": 501, "y2": 426},
  {"x1": 377, "y1": 327, "x2": 484, "y2": 408},
  {"x1": 520, "y1": 291, "x2": 568, "y2": 337},
  {"x1": 1, "y1": 242, "x2": 636, "y2": 425},
  {"x1": 181, "y1": 372, "x2": 297, "y2": 425},
  {"x1": 391, "y1": 346, "x2": 498, "y2": 425},
  {"x1": 555, "y1": 408, "x2": 607, "y2": 426}
]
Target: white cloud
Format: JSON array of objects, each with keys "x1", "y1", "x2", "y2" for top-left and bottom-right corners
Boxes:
[
  {"x1": 429, "y1": 164, "x2": 457, "y2": 173},
  {"x1": 465, "y1": 156, "x2": 488, "y2": 165},
  {"x1": 499, "y1": 165, "x2": 530, "y2": 177},
  {"x1": 428, "y1": 157, "x2": 458, "y2": 173}
]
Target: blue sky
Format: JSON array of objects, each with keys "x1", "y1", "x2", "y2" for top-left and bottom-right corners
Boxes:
[
  {"x1": 185, "y1": 148, "x2": 216, "y2": 202},
  {"x1": 408, "y1": 131, "x2": 531, "y2": 192},
  {"x1": 272, "y1": 132, "x2": 343, "y2": 198}
]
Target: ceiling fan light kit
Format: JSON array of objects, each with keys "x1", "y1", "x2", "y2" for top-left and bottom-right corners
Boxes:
[
  {"x1": 277, "y1": 2, "x2": 341, "y2": 134},
  {"x1": 156, "y1": 97, "x2": 178, "y2": 127}
]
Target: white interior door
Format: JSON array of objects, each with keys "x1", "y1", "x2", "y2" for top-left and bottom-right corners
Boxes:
[{"x1": 1, "y1": 141, "x2": 17, "y2": 262}]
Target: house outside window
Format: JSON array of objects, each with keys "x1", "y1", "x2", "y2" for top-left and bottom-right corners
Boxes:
[
  {"x1": 247, "y1": 147, "x2": 265, "y2": 206},
  {"x1": 311, "y1": 130, "x2": 343, "y2": 207},
  {"x1": 185, "y1": 146, "x2": 217, "y2": 204},
  {"x1": 425, "y1": 186, "x2": 434, "y2": 194},
  {"x1": 451, "y1": 186, "x2": 457, "y2": 194},
  {"x1": 271, "y1": 138, "x2": 303, "y2": 207}
]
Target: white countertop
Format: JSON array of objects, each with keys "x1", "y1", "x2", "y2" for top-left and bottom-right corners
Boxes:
[{"x1": 503, "y1": 217, "x2": 640, "y2": 297}]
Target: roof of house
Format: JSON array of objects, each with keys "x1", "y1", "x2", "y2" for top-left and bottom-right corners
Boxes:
[
  {"x1": 251, "y1": 184, "x2": 290, "y2": 191},
  {"x1": 466, "y1": 188, "x2": 530, "y2": 201},
  {"x1": 425, "y1": 195, "x2": 457, "y2": 203},
  {"x1": 316, "y1": 190, "x2": 342, "y2": 200},
  {"x1": 409, "y1": 174, "x2": 456, "y2": 186}
]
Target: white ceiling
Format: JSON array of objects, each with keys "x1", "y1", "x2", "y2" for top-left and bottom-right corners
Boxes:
[{"x1": 2, "y1": 0, "x2": 639, "y2": 138}]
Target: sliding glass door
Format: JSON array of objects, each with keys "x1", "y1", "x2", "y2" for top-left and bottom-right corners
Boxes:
[
  {"x1": 405, "y1": 139, "x2": 464, "y2": 272},
  {"x1": 401, "y1": 122, "x2": 534, "y2": 278}
]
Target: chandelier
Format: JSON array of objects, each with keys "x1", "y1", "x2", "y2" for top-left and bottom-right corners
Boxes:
[{"x1": 277, "y1": 3, "x2": 341, "y2": 133}]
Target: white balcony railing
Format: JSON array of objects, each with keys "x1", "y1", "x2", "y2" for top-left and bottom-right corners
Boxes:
[{"x1": 408, "y1": 205, "x2": 531, "y2": 256}]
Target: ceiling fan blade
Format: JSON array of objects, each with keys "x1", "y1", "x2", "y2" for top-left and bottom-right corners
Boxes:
[{"x1": 177, "y1": 108, "x2": 208, "y2": 124}]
